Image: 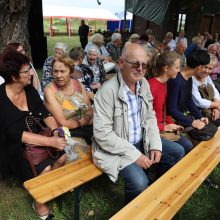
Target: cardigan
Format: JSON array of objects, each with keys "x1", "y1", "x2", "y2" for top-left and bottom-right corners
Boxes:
[{"x1": 167, "y1": 73, "x2": 202, "y2": 127}]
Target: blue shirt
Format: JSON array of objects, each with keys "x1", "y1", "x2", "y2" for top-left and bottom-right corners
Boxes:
[{"x1": 122, "y1": 81, "x2": 142, "y2": 144}]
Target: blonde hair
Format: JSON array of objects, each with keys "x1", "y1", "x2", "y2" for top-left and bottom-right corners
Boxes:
[{"x1": 52, "y1": 55, "x2": 75, "y2": 74}]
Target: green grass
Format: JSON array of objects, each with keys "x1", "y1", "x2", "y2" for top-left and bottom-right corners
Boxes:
[
  {"x1": 0, "y1": 168, "x2": 219, "y2": 220},
  {"x1": 1, "y1": 25, "x2": 220, "y2": 220}
]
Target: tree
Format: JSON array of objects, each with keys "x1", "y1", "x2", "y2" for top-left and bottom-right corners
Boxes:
[{"x1": 0, "y1": 0, "x2": 31, "y2": 54}]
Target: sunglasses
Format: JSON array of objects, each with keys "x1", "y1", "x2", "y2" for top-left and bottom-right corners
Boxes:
[{"x1": 123, "y1": 58, "x2": 148, "y2": 70}]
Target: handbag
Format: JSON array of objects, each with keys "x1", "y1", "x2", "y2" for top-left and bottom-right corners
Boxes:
[
  {"x1": 187, "y1": 123, "x2": 217, "y2": 141},
  {"x1": 23, "y1": 116, "x2": 64, "y2": 176},
  {"x1": 69, "y1": 125, "x2": 93, "y2": 145},
  {"x1": 160, "y1": 131, "x2": 180, "y2": 142}
]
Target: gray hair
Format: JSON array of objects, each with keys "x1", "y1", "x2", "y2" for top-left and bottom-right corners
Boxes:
[
  {"x1": 87, "y1": 44, "x2": 100, "y2": 55},
  {"x1": 91, "y1": 33, "x2": 104, "y2": 44},
  {"x1": 111, "y1": 33, "x2": 122, "y2": 42},
  {"x1": 54, "y1": 42, "x2": 68, "y2": 54}
]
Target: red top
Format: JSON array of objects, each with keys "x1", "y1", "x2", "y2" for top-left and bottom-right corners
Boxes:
[{"x1": 148, "y1": 78, "x2": 174, "y2": 131}]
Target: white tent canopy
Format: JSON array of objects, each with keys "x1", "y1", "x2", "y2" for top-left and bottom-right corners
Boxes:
[{"x1": 43, "y1": 4, "x2": 120, "y2": 21}]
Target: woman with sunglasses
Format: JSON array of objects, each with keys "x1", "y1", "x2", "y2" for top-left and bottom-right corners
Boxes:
[
  {"x1": 0, "y1": 51, "x2": 66, "y2": 220},
  {"x1": 148, "y1": 51, "x2": 193, "y2": 154}
]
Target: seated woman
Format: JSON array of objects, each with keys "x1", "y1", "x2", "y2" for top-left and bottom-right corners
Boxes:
[
  {"x1": 1, "y1": 42, "x2": 42, "y2": 97},
  {"x1": 85, "y1": 33, "x2": 115, "y2": 73},
  {"x1": 41, "y1": 42, "x2": 68, "y2": 91},
  {"x1": 44, "y1": 55, "x2": 93, "y2": 144},
  {"x1": 148, "y1": 51, "x2": 192, "y2": 154},
  {"x1": 69, "y1": 47, "x2": 96, "y2": 101},
  {"x1": 192, "y1": 55, "x2": 220, "y2": 125},
  {"x1": 0, "y1": 51, "x2": 66, "y2": 220},
  {"x1": 82, "y1": 45, "x2": 106, "y2": 94}
]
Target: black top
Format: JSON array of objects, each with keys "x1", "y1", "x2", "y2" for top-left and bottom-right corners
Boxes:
[
  {"x1": 78, "y1": 24, "x2": 89, "y2": 39},
  {"x1": 167, "y1": 72, "x2": 202, "y2": 127},
  {"x1": 0, "y1": 84, "x2": 50, "y2": 181}
]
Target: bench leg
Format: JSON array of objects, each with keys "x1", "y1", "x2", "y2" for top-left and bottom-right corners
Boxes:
[{"x1": 73, "y1": 186, "x2": 82, "y2": 220}]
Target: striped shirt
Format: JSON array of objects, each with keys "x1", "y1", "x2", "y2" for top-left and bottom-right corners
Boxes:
[{"x1": 123, "y1": 81, "x2": 142, "y2": 144}]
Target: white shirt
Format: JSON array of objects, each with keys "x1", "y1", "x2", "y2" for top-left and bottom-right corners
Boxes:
[
  {"x1": 0, "y1": 76, "x2": 5, "y2": 85},
  {"x1": 168, "y1": 39, "x2": 176, "y2": 51},
  {"x1": 192, "y1": 75, "x2": 220, "y2": 109}
]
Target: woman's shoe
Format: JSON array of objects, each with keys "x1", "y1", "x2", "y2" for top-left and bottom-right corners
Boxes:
[{"x1": 32, "y1": 202, "x2": 55, "y2": 220}]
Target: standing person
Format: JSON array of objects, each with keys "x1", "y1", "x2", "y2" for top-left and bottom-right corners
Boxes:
[
  {"x1": 92, "y1": 44, "x2": 184, "y2": 203},
  {"x1": 78, "y1": 19, "x2": 89, "y2": 49},
  {"x1": 148, "y1": 51, "x2": 192, "y2": 153},
  {"x1": 167, "y1": 49, "x2": 210, "y2": 129}
]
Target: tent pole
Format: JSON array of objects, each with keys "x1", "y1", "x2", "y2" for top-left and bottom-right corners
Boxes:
[
  {"x1": 95, "y1": 20, "x2": 97, "y2": 32},
  {"x1": 66, "y1": 18, "x2": 69, "y2": 36},
  {"x1": 123, "y1": 1, "x2": 127, "y2": 31},
  {"x1": 49, "y1": 17, "x2": 53, "y2": 37}
]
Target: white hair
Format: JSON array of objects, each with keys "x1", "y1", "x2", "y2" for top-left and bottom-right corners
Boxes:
[
  {"x1": 54, "y1": 42, "x2": 68, "y2": 54},
  {"x1": 111, "y1": 33, "x2": 122, "y2": 42},
  {"x1": 87, "y1": 44, "x2": 100, "y2": 55}
]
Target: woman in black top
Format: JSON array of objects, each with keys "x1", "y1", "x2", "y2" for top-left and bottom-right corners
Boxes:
[{"x1": 0, "y1": 51, "x2": 66, "y2": 219}]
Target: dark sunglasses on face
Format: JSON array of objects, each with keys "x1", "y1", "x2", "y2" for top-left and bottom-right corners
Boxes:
[{"x1": 122, "y1": 58, "x2": 148, "y2": 70}]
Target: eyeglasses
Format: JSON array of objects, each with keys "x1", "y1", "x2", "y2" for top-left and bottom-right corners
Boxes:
[
  {"x1": 19, "y1": 67, "x2": 32, "y2": 74},
  {"x1": 122, "y1": 58, "x2": 148, "y2": 70}
]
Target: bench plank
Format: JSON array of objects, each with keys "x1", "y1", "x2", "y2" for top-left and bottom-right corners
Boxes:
[
  {"x1": 24, "y1": 158, "x2": 103, "y2": 204},
  {"x1": 110, "y1": 130, "x2": 220, "y2": 220}
]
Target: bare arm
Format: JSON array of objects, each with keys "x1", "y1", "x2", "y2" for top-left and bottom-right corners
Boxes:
[
  {"x1": 44, "y1": 85, "x2": 80, "y2": 129},
  {"x1": 22, "y1": 131, "x2": 66, "y2": 150}
]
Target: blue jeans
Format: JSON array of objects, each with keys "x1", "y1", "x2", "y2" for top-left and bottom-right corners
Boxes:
[
  {"x1": 119, "y1": 139, "x2": 185, "y2": 203},
  {"x1": 176, "y1": 134, "x2": 193, "y2": 153}
]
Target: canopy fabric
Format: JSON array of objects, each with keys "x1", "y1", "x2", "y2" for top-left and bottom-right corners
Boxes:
[
  {"x1": 43, "y1": 4, "x2": 120, "y2": 21},
  {"x1": 125, "y1": 0, "x2": 171, "y2": 25}
]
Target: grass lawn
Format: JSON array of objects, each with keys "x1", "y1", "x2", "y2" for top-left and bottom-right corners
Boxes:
[
  {"x1": 0, "y1": 168, "x2": 219, "y2": 220},
  {"x1": 1, "y1": 34, "x2": 220, "y2": 219}
]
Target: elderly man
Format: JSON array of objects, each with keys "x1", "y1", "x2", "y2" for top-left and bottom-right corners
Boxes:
[
  {"x1": 92, "y1": 44, "x2": 181, "y2": 203},
  {"x1": 176, "y1": 40, "x2": 187, "y2": 70},
  {"x1": 106, "y1": 33, "x2": 122, "y2": 63}
]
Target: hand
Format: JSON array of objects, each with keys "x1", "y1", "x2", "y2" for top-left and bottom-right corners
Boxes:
[
  {"x1": 212, "y1": 109, "x2": 220, "y2": 121},
  {"x1": 135, "y1": 154, "x2": 153, "y2": 169},
  {"x1": 200, "y1": 117, "x2": 209, "y2": 124},
  {"x1": 91, "y1": 83, "x2": 101, "y2": 90},
  {"x1": 150, "y1": 150, "x2": 162, "y2": 164},
  {"x1": 192, "y1": 119, "x2": 205, "y2": 130},
  {"x1": 164, "y1": 124, "x2": 179, "y2": 132},
  {"x1": 50, "y1": 136, "x2": 67, "y2": 151},
  {"x1": 79, "y1": 116, "x2": 88, "y2": 127}
]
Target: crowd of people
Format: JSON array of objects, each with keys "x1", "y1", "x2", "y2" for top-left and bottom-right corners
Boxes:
[{"x1": 0, "y1": 24, "x2": 220, "y2": 219}]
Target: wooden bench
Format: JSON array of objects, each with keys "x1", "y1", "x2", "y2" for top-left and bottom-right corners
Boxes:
[
  {"x1": 110, "y1": 130, "x2": 220, "y2": 220},
  {"x1": 24, "y1": 153, "x2": 103, "y2": 220}
]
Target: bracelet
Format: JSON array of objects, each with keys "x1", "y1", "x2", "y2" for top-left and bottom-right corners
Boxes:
[{"x1": 52, "y1": 128, "x2": 64, "y2": 137}]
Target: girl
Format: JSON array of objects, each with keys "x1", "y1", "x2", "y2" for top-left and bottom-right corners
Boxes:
[{"x1": 148, "y1": 51, "x2": 193, "y2": 153}]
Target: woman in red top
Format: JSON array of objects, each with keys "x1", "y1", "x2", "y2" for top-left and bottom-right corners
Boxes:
[{"x1": 148, "y1": 51, "x2": 193, "y2": 153}]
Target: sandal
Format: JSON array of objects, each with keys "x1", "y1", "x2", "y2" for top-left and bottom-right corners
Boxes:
[{"x1": 32, "y1": 202, "x2": 55, "y2": 220}]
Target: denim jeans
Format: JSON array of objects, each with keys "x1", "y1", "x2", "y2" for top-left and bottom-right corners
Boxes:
[
  {"x1": 119, "y1": 139, "x2": 185, "y2": 203},
  {"x1": 176, "y1": 134, "x2": 193, "y2": 153}
]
